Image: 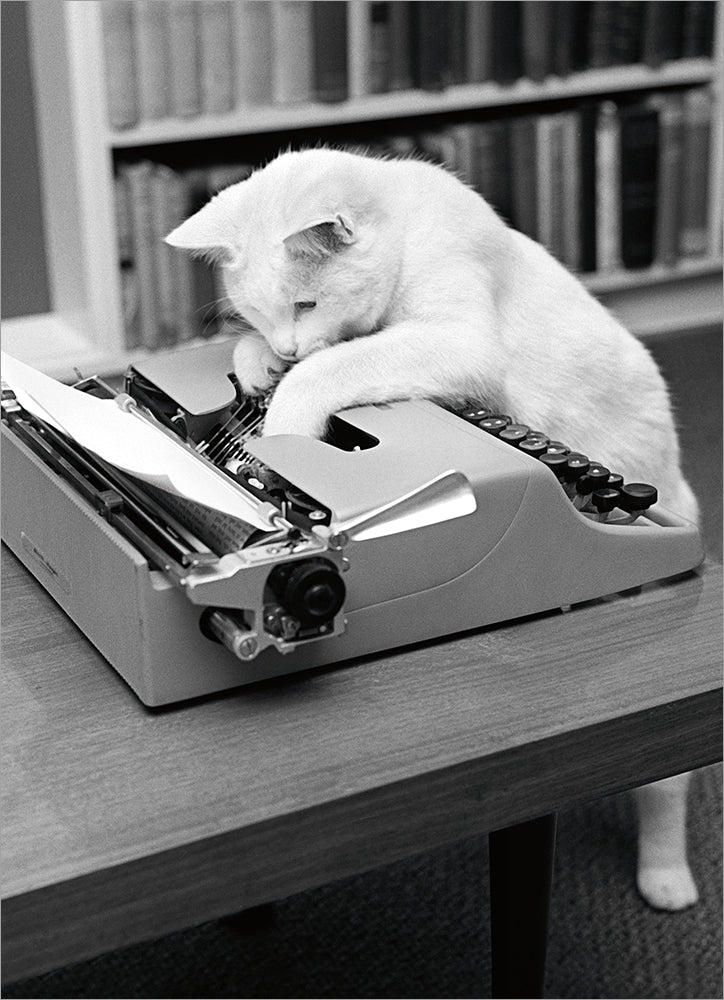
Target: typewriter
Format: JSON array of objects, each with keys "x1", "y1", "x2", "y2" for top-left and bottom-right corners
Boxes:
[{"x1": 1, "y1": 341, "x2": 703, "y2": 706}]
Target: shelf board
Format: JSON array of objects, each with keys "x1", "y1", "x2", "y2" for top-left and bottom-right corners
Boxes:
[{"x1": 108, "y1": 59, "x2": 715, "y2": 148}]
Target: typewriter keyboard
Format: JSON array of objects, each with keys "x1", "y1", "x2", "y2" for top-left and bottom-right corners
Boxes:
[{"x1": 450, "y1": 404, "x2": 658, "y2": 522}]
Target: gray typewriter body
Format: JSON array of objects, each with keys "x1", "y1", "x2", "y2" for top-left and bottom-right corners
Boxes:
[{"x1": 1, "y1": 341, "x2": 704, "y2": 706}]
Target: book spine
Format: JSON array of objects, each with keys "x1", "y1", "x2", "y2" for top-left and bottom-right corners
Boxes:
[
  {"x1": 651, "y1": 92, "x2": 685, "y2": 267},
  {"x1": 168, "y1": 0, "x2": 200, "y2": 117},
  {"x1": 619, "y1": 101, "x2": 660, "y2": 269},
  {"x1": 448, "y1": 1, "x2": 468, "y2": 86},
  {"x1": 509, "y1": 116, "x2": 538, "y2": 241},
  {"x1": 550, "y1": 0, "x2": 575, "y2": 78},
  {"x1": 490, "y1": 1, "x2": 523, "y2": 84},
  {"x1": 134, "y1": 1, "x2": 169, "y2": 122},
  {"x1": 641, "y1": 1, "x2": 684, "y2": 67},
  {"x1": 679, "y1": 88, "x2": 712, "y2": 258},
  {"x1": 588, "y1": 1, "x2": 617, "y2": 69},
  {"x1": 536, "y1": 115, "x2": 554, "y2": 254},
  {"x1": 271, "y1": 0, "x2": 314, "y2": 104},
  {"x1": 682, "y1": 1, "x2": 717, "y2": 58},
  {"x1": 312, "y1": 1, "x2": 349, "y2": 102},
  {"x1": 101, "y1": 1, "x2": 139, "y2": 129},
  {"x1": 450, "y1": 124, "x2": 475, "y2": 187},
  {"x1": 126, "y1": 161, "x2": 160, "y2": 349},
  {"x1": 560, "y1": 110, "x2": 581, "y2": 270},
  {"x1": 151, "y1": 165, "x2": 182, "y2": 348},
  {"x1": 522, "y1": 1, "x2": 552, "y2": 82},
  {"x1": 164, "y1": 171, "x2": 196, "y2": 343},
  {"x1": 232, "y1": 0, "x2": 273, "y2": 106},
  {"x1": 369, "y1": 2, "x2": 391, "y2": 94},
  {"x1": 548, "y1": 115, "x2": 567, "y2": 261},
  {"x1": 413, "y1": 1, "x2": 452, "y2": 91},
  {"x1": 578, "y1": 102, "x2": 598, "y2": 273},
  {"x1": 199, "y1": 0, "x2": 234, "y2": 114},
  {"x1": 610, "y1": 1, "x2": 644, "y2": 66},
  {"x1": 114, "y1": 169, "x2": 141, "y2": 349},
  {"x1": 474, "y1": 119, "x2": 513, "y2": 224},
  {"x1": 569, "y1": 1, "x2": 591, "y2": 72},
  {"x1": 348, "y1": 0, "x2": 373, "y2": 98},
  {"x1": 595, "y1": 101, "x2": 621, "y2": 272},
  {"x1": 184, "y1": 170, "x2": 219, "y2": 339},
  {"x1": 388, "y1": 0, "x2": 412, "y2": 90},
  {"x1": 465, "y1": 0, "x2": 492, "y2": 84}
]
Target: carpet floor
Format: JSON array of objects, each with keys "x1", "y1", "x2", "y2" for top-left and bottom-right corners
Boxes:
[{"x1": 4, "y1": 328, "x2": 721, "y2": 999}]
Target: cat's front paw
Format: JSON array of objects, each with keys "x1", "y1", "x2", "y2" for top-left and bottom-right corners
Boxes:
[
  {"x1": 262, "y1": 381, "x2": 331, "y2": 439},
  {"x1": 233, "y1": 337, "x2": 287, "y2": 396},
  {"x1": 637, "y1": 865, "x2": 699, "y2": 910}
]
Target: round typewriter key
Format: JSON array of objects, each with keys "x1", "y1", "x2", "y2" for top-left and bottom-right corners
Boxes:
[
  {"x1": 563, "y1": 453, "x2": 590, "y2": 482},
  {"x1": 546, "y1": 441, "x2": 569, "y2": 455},
  {"x1": 591, "y1": 487, "x2": 621, "y2": 513},
  {"x1": 460, "y1": 407, "x2": 491, "y2": 423},
  {"x1": 618, "y1": 483, "x2": 658, "y2": 512},
  {"x1": 499, "y1": 423, "x2": 529, "y2": 445},
  {"x1": 519, "y1": 438, "x2": 548, "y2": 458},
  {"x1": 607, "y1": 473, "x2": 624, "y2": 490},
  {"x1": 575, "y1": 463, "x2": 610, "y2": 495},
  {"x1": 479, "y1": 415, "x2": 510, "y2": 435},
  {"x1": 538, "y1": 452, "x2": 569, "y2": 476}
]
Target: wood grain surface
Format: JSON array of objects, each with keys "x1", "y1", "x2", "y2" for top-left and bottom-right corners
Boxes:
[{"x1": 2, "y1": 546, "x2": 721, "y2": 981}]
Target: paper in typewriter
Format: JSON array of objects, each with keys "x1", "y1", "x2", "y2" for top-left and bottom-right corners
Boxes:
[{"x1": 1, "y1": 353, "x2": 270, "y2": 532}]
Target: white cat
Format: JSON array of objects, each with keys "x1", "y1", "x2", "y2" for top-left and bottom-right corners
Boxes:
[{"x1": 167, "y1": 147, "x2": 700, "y2": 910}]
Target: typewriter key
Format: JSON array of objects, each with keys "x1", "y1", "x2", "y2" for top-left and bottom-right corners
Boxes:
[
  {"x1": 545, "y1": 441, "x2": 569, "y2": 455},
  {"x1": 618, "y1": 483, "x2": 658, "y2": 512},
  {"x1": 607, "y1": 473, "x2": 624, "y2": 490},
  {"x1": 563, "y1": 453, "x2": 590, "y2": 482},
  {"x1": 478, "y1": 415, "x2": 511, "y2": 435},
  {"x1": 499, "y1": 423, "x2": 529, "y2": 444},
  {"x1": 459, "y1": 407, "x2": 491, "y2": 423},
  {"x1": 538, "y1": 452, "x2": 569, "y2": 476},
  {"x1": 519, "y1": 437, "x2": 548, "y2": 458},
  {"x1": 591, "y1": 487, "x2": 621, "y2": 518},
  {"x1": 575, "y1": 463, "x2": 610, "y2": 495}
]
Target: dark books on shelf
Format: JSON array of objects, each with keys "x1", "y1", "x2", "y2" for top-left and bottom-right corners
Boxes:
[{"x1": 618, "y1": 102, "x2": 660, "y2": 269}]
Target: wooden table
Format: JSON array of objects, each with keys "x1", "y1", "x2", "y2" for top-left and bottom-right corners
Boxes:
[{"x1": 2, "y1": 545, "x2": 721, "y2": 994}]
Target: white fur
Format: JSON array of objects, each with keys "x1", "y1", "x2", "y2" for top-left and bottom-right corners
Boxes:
[{"x1": 167, "y1": 148, "x2": 700, "y2": 908}]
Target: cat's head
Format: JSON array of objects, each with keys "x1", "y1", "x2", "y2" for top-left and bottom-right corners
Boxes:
[{"x1": 166, "y1": 150, "x2": 399, "y2": 361}]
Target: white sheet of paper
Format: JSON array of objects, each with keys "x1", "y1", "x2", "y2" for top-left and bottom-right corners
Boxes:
[{"x1": 1, "y1": 353, "x2": 269, "y2": 530}]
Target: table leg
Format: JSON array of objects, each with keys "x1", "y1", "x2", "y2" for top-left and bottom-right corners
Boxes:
[{"x1": 489, "y1": 812, "x2": 557, "y2": 999}]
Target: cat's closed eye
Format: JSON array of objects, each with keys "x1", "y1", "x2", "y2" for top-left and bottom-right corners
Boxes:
[{"x1": 294, "y1": 300, "x2": 317, "y2": 317}]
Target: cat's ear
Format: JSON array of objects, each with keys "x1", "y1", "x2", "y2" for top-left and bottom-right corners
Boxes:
[
  {"x1": 165, "y1": 191, "x2": 242, "y2": 264},
  {"x1": 282, "y1": 213, "x2": 355, "y2": 259}
]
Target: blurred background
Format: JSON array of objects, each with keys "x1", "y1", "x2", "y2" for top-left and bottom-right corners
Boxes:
[{"x1": 1, "y1": 2, "x2": 721, "y2": 997}]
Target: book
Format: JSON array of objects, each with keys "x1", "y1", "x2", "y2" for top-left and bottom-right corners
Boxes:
[
  {"x1": 151, "y1": 165, "x2": 185, "y2": 347},
  {"x1": 388, "y1": 0, "x2": 412, "y2": 90},
  {"x1": 521, "y1": 1, "x2": 552, "y2": 82},
  {"x1": 134, "y1": 1, "x2": 169, "y2": 122},
  {"x1": 126, "y1": 161, "x2": 161, "y2": 349},
  {"x1": 348, "y1": 0, "x2": 373, "y2": 98},
  {"x1": 610, "y1": 1, "x2": 644, "y2": 66},
  {"x1": 369, "y1": 2, "x2": 391, "y2": 94},
  {"x1": 509, "y1": 116, "x2": 538, "y2": 241},
  {"x1": 114, "y1": 169, "x2": 141, "y2": 349},
  {"x1": 185, "y1": 169, "x2": 221, "y2": 339},
  {"x1": 101, "y1": 1, "x2": 139, "y2": 129},
  {"x1": 651, "y1": 92, "x2": 685, "y2": 267},
  {"x1": 682, "y1": 1, "x2": 716, "y2": 58},
  {"x1": 536, "y1": 115, "x2": 555, "y2": 255},
  {"x1": 550, "y1": 0, "x2": 576, "y2": 78},
  {"x1": 641, "y1": 1, "x2": 684, "y2": 67},
  {"x1": 490, "y1": 2, "x2": 523, "y2": 84},
  {"x1": 595, "y1": 101, "x2": 622, "y2": 272},
  {"x1": 271, "y1": 0, "x2": 314, "y2": 104},
  {"x1": 578, "y1": 102, "x2": 598, "y2": 273},
  {"x1": 168, "y1": 0, "x2": 201, "y2": 117},
  {"x1": 619, "y1": 101, "x2": 660, "y2": 269},
  {"x1": 472, "y1": 120, "x2": 512, "y2": 224},
  {"x1": 312, "y1": 1, "x2": 349, "y2": 101},
  {"x1": 560, "y1": 110, "x2": 581, "y2": 270},
  {"x1": 232, "y1": 0, "x2": 274, "y2": 106},
  {"x1": 450, "y1": 124, "x2": 476, "y2": 188},
  {"x1": 679, "y1": 88, "x2": 712, "y2": 258},
  {"x1": 587, "y1": 1, "x2": 617, "y2": 69},
  {"x1": 547, "y1": 115, "x2": 567, "y2": 262},
  {"x1": 465, "y1": 1, "x2": 492, "y2": 84},
  {"x1": 448, "y1": 2, "x2": 468, "y2": 86},
  {"x1": 409, "y1": 1, "x2": 452, "y2": 91},
  {"x1": 199, "y1": 1, "x2": 234, "y2": 114}
]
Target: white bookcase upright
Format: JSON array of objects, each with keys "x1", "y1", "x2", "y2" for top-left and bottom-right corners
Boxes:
[{"x1": 4, "y1": 0, "x2": 723, "y2": 379}]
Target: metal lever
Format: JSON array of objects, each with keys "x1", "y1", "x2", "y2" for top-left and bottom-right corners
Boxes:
[{"x1": 323, "y1": 469, "x2": 476, "y2": 547}]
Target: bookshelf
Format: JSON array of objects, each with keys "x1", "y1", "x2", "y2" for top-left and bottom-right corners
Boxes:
[{"x1": 4, "y1": 0, "x2": 722, "y2": 380}]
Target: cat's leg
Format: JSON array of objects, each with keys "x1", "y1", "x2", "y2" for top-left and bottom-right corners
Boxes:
[
  {"x1": 634, "y1": 771, "x2": 698, "y2": 910},
  {"x1": 263, "y1": 316, "x2": 498, "y2": 437},
  {"x1": 233, "y1": 333, "x2": 288, "y2": 396}
]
